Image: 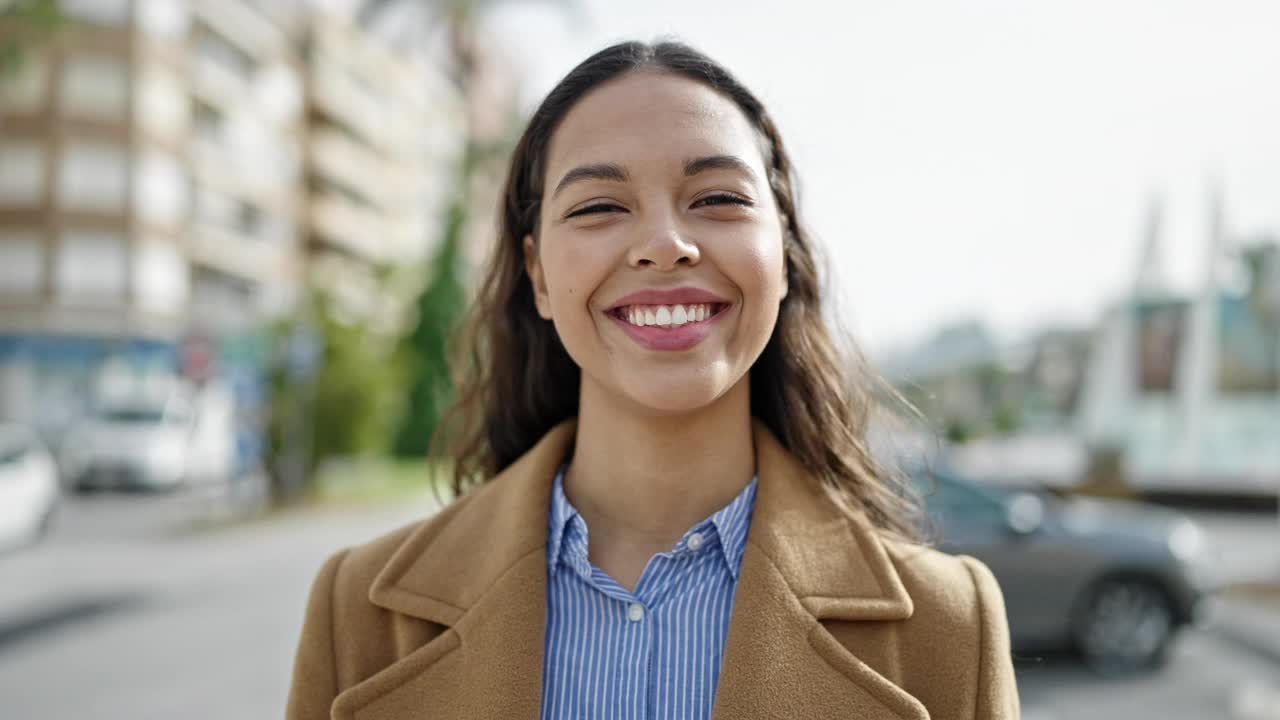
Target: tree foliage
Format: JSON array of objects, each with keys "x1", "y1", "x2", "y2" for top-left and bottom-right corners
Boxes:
[
  {"x1": 266, "y1": 290, "x2": 406, "y2": 500},
  {"x1": 1, "y1": 0, "x2": 60, "y2": 77},
  {"x1": 393, "y1": 199, "x2": 468, "y2": 457}
]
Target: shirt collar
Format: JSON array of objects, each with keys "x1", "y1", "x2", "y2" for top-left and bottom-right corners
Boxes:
[
  {"x1": 546, "y1": 465, "x2": 758, "y2": 580},
  {"x1": 546, "y1": 465, "x2": 578, "y2": 577}
]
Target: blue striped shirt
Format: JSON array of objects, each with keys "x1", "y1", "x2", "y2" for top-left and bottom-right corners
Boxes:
[{"x1": 541, "y1": 467, "x2": 758, "y2": 720}]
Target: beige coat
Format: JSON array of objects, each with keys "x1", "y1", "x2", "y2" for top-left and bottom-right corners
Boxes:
[{"x1": 287, "y1": 420, "x2": 1020, "y2": 719}]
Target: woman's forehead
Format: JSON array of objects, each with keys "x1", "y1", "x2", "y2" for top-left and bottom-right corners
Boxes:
[{"x1": 544, "y1": 72, "x2": 768, "y2": 184}]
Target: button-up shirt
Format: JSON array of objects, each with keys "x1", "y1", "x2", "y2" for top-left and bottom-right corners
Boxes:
[{"x1": 541, "y1": 467, "x2": 758, "y2": 720}]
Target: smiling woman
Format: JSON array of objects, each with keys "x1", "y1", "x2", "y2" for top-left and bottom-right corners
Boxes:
[{"x1": 287, "y1": 41, "x2": 1020, "y2": 720}]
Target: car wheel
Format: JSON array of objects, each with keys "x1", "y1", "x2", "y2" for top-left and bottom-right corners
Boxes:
[{"x1": 1072, "y1": 577, "x2": 1175, "y2": 673}]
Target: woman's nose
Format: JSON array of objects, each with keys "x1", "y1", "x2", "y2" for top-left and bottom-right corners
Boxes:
[{"x1": 627, "y1": 221, "x2": 701, "y2": 270}]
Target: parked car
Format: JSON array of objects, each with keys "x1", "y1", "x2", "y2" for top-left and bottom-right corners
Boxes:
[
  {"x1": 0, "y1": 424, "x2": 60, "y2": 550},
  {"x1": 917, "y1": 467, "x2": 1216, "y2": 672},
  {"x1": 60, "y1": 382, "x2": 235, "y2": 492}
]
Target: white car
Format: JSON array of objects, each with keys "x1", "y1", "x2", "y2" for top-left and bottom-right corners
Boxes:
[
  {"x1": 0, "y1": 424, "x2": 60, "y2": 550},
  {"x1": 61, "y1": 382, "x2": 235, "y2": 492}
]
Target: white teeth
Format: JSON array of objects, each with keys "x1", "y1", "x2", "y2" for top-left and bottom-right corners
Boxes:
[{"x1": 620, "y1": 303, "x2": 717, "y2": 328}]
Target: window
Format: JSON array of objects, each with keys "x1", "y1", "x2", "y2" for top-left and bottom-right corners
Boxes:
[
  {"x1": 194, "y1": 186, "x2": 235, "y2": 229},
  {"x1": 1136, "y1": 299, "x2": 1187, "y2": 393},
  {"x1": 133, "y1": 240, "x2": 188, "y2": 313},
  {"x1": 59, "y1": 54, "x2": 130, "y2": 118},
  {"x1": 0, "y1": 230, "x2": 45, "y2": 295},
  {"x1": 56, "y1": 231, "x2": 127, "y2": 302},
  {"x1": 193, "y1": 22, "x2": 256, "y2": 84},
  {"x1": 1218, "y1": 295, "x2": 1280, "y2": 393},
  {"x1": 194, "y1": 186, "x2": 263, "y2": 238},
  {"x1": 58, "y1": 140, "x2": 128, "y2": 212},
  {"x1": 0, "y1": 141, "x2": 46, "y2": 206},
  {"x1": 137, "y1": 0, "x2": 190, "y2": 40},
  {"x1": 920, "y1": 473, "x2": 1008, "y2": 529},
  {"x1": 257, "y1": 211, "x2": 294, "y2": 246},
  {"x1": 190, "y1": 266, "x2": 254, "y2": 329},
  {"x1": 0, "y1": 426, "x2": 36, "y2": 466},
  {"x1": 59, "y1": 0, "x2": 130, "y2": 27},
  {"x1": 134, "y1": 150, "x2": 189, "y2": 226},
  {"x1": 136, "y1": 66, "x2": 188, "y2": 138},
  {"x1": 192, "y1": 99, "x2": 224, "y2": 143}
]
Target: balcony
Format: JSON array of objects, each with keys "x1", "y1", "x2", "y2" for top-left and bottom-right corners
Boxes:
[
  {"x1": 309, "y1": 191, "x2": 389, "y2": 265},
  {"x1": 186, "y1": 222, "x2": 289, "y2": 284},
  {"x1": 308, "y1": 127, "x2": 383, "y2": 210}
]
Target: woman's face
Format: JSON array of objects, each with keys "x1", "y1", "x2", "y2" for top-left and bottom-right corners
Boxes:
[{"x1": 525, "y1": 70, "x2": 788, "y2": 416}]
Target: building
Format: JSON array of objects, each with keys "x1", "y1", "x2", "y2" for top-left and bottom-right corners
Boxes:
[
  {"x1": 888, "y1": 193, "x2": 1280, "y2": 496},
  {"x1": 0, "y1": 0, "x2": 303, "y2": 443},
  {"x1": 1075, "y1": 194, "x2": 1280, "y2": 495},
  {"x1": 299, "y1": 11, "x2": 463, "y2": 334}
]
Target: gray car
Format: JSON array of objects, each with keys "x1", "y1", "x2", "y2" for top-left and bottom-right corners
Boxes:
[{"x1": 918, "y1": 468, "x2": 1216, "y2": 672}]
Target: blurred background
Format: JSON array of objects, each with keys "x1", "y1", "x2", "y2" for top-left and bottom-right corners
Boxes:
[{"x1": 0, "y1": 1, "x2": 1278, "y2": 718}]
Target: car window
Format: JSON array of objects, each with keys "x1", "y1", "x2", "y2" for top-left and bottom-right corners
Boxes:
[
  {"x1": 0, "y1": 430, "x2": 32, "y2": 466},
  {"x1": 919, "y1": 472, "x2": 1007, "y2": 527},
  {"x1": 98, "y1": 406, "x2": 167, "y2": 423}
]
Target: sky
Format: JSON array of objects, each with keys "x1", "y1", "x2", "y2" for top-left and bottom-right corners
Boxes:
[{"x1": 334, "y1": 0, "x2": 1280, "y2": 355}]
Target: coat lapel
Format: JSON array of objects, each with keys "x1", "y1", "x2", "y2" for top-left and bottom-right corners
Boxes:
[
  {"x1": 331, "y1": 421, "x2": 577, "y2": 720},
  {"x1": 329, "y1": 418, "x2": 928, "y2": 720},
  {"x1": 710, "y1": 422, "x2": 929, "y2": 720}
]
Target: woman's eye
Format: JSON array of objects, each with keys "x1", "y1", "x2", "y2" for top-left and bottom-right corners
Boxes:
[
  {"x1": 694, "y1": 193, "x2": 752, "y2": 208},
  {"x1": 567, "y1": 203, "x2": 624, "y2": 218}
]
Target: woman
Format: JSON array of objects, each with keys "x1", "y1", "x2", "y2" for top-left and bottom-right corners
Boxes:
[{"x1": 287, "y1": 40, "x2": 1019, "y2": 720}]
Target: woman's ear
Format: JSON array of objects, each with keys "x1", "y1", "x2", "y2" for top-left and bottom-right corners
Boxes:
[{"x1": 523, "y1": 234, "x2": 553, "y2": 319}]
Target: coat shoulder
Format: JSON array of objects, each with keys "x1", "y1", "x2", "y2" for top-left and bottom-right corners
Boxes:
[
  {"x1": 880, "y1": 538, "x2": 996, "y2": 622},
  {"x1": 872, "y1": 538, "x2": 1019, "y2": 719},
  {"x1": 328, "y1": 484, "x2": 491, "y2": 602},
  {"x1": 298, "y1": 485, "x2": 500, "y2": 697}
]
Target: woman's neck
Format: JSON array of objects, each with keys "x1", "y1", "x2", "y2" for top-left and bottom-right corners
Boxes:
[{"x1": 563, "y1": 377, "x2": 756, "y2": 590}]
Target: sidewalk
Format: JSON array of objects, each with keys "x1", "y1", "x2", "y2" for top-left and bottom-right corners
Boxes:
[
  {"x1": 1214, "y1": 589, "x2": 1280, "y2": 665},
  {"x1": 0, "y1": 493, "x2": 434, "y2": 654}
]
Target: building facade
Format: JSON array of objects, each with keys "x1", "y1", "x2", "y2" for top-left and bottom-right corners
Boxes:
[
  {"x1": 0, "y1": 0, "x2": 303, "y2": 444},
  {"x1": 300, "y1": 11, "x2": 462, "y2": 335}
]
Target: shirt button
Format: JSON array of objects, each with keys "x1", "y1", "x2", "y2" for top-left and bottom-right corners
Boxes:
[
  {"x1": 687, "y1": 532, "x2": 705, "y2": 551},
  {"x1": 627, "y1": 602, "x2": 645, "y2": 622}
]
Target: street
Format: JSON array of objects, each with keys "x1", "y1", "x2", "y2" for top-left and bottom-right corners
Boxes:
[{"x1": 1, "y1": 491, "x2": 1278, "y2": 719}]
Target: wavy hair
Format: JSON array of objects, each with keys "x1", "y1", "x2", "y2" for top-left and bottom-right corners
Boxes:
[{"x1": 435, "y1": 40, "x2": 926, "y2": 541}]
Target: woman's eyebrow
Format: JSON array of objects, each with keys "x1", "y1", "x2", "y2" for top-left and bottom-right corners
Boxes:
[
  {"x1": 684, "y1": 154, "x2": 758, "y2": 182},
  {"x1": 552, "y1": 162, "x2": 629, "y2": 199}
]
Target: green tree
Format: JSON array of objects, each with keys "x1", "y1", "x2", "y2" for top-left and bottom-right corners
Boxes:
[
  {"x1": 392, "y1": 201, "x2": 468, "y2": 456},
  {"x1": 266, "y1": 290, "x2": 406, "y2": 502},
  {"x1": 1, "y1": 0, "x2": 59, "y2": 77}
]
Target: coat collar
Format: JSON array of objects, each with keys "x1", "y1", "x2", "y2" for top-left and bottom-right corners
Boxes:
[{"x1": 337, "y1": 418, "x2": 925, "y2": 720}]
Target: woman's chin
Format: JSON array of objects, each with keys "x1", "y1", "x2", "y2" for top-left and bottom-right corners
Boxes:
[{"x1": 613, "y1": 377, "x2": 740, "y2": 417}]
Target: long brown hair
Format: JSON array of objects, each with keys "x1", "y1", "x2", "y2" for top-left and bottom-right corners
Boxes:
[{"x1": 436, "y1": 40, "x2": 926, "y2": 541}]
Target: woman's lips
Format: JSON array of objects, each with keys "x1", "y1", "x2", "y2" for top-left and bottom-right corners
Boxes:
[
  {"x1": 607, "y1": 287, "x2": 730, "y2": 310},
  {"x1": 606, "y1": 303, "x2": 730, "y2": 351}
]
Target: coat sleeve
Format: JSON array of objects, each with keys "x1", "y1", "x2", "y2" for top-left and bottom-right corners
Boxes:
[
  {"x1": 960, "y1": 556, "x2": 1021, "y2": 719},
  {"x1": 287, "y1": 549, "x2": 350, "y2": 720}
]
